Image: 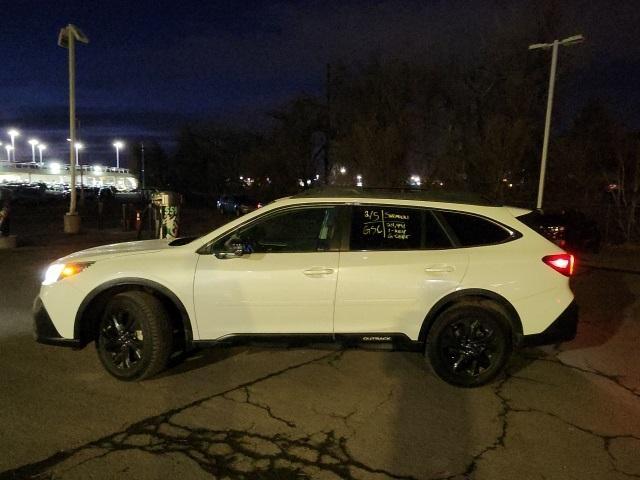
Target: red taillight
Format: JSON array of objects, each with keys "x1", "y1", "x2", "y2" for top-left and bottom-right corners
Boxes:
[{"x1": 542, "y1": 254, "x2": 575, "y2": 276}]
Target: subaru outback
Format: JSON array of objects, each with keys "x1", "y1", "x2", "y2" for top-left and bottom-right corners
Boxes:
[{"x1": 34, "y1": 188, "x2": 577, "y2": 387}]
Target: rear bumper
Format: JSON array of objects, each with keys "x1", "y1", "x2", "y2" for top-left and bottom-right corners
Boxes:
[
  {"x1": 33, "y1": 297, "x2": 82, "y2": 348},
  {"x1": 521, "y1": 300, "x2": 578, "y2": 347}
]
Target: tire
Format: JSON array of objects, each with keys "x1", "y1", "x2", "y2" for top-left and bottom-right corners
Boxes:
[
  {"x1": 96, "y1": 291, "x2": 173, "y2": 381},
  {"x1": 425, "y1": 300, "x2": 512, "y2": 387}
]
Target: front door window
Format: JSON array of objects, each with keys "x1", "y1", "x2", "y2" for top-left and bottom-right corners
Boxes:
[{"x1": 213, "y1": 206, "x2": 338, "y2": 254}]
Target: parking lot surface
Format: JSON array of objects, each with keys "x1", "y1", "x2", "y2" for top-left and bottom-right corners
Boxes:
[{"x1": 0, "y1": 239, "x2": 639, "y2": 479}]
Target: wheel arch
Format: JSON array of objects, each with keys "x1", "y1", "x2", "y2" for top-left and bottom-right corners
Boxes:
[
  {"x1": 418, "y1": 289, "x2": 523, "y2": 344},
  {"x1": 74, "y1": 277, "x2": 194, "y2": 349}
]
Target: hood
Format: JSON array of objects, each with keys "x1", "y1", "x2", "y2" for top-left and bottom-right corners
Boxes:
[{"x1": 59, "y1": 239, "x2": 175, "y2": 262}]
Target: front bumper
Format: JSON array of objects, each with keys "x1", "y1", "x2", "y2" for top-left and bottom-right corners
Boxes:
[
  {"x1": 33, "y1": 297, "x2": 82, "y2": 348},
  {"x1": 521, "y1": 300, "x2": 578, "y2": 347}
]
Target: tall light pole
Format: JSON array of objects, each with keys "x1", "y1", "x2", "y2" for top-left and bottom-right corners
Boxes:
[
  {"x1": 28, "y1": 139, "x2": 39, "y2": 163},
  {"x1": 140, "y1": 142, "x2": 146, "y2": 189},
  {"x1": 113, "y1": 140, "x2": 124, "y2": 169},
  {"x1": 37, "y1": 144, "x2": 46, "y2": 165},
  {"x1": 5, "y1": 145, "x2": 12, "y2": 162},
  {"x1": 7, "y1": 129, "x2": 19, "y2": 162},
  {"x1": 75, "y1": 142, "x2": 85, "y2": 205},
  {"x1": 529, "y1": 34, "x2": 584, "y2": 210},
  {"x1": 74, "y1": 142, "x2": 83, "y2": 165},
  {"x1": 58, "y1": 24, "x2": 89, "y2": 233}
]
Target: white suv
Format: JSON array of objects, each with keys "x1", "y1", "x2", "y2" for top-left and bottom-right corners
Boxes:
[{"x1": 34, "y1": 188, "x2": 577, "y2": 387}]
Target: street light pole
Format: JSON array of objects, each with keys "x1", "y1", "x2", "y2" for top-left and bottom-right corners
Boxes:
[
  {"x1": 7, "y1": 129, "x2": 19, "y2": 162},
  {"x1": 37, "y1": 144, "x2": 46, "y2": 165},
  {"x1": 75, "y1": 142, "x2": 84, "y2": 205},
  {"x1": 529, "y1": 34, "x2": 584, "y2": 210},
  {"x1": 58, "y1": 24, "x2": 88, "y2": 233},
  {"x1": 5, "y1": 146, "x2": 12, "y2": 162},
  {"x1": 28, "y1": 139, "x2": 39, "y2": 163},
  {"x1": 113, "y1": 140, "x2": 124, "y2": 169},
  {"x1": 140, "y1": 142, "x2": 146, "y2": 189}
]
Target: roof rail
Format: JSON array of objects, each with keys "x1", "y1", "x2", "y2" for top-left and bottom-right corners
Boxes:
[{"x1": 291, "y1": 186, "x2": 500, "y2": 206}]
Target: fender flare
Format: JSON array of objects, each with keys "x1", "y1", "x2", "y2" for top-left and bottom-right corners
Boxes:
[
  {"x1": 74, "y1": 277, "x2": 194, "y2": 347},
  {"x1": 418, "y1": 288, "x2": 523, "y2": 343}
]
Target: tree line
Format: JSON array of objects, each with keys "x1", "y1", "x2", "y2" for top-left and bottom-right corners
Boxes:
[{"x1": 129, "y1": 5, "x2": 640, "y2": 243}]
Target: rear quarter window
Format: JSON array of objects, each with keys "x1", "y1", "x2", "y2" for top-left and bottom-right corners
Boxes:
[{"x1": 439, "y1": 211, "x2": 513, "y2": 247}]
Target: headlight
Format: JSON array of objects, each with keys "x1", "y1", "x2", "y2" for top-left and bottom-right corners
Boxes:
[{"x1": 42, "y1": 262, "x2": 94, "y2": 285}]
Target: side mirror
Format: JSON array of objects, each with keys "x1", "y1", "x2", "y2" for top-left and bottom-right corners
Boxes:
[
  {"x1": 214, "y1": 242, "x2": 246, "y2": 259},
  {"x1": 230, "y1": 242, "x2": 245, "y2": 257}
]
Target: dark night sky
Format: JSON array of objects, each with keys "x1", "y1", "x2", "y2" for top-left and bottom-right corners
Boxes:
[{"x1": 1, "y1": 0, "x2": 639, "y2": 167}]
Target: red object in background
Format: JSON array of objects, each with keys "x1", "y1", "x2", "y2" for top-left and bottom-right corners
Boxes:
[{"x1": 135, "y1": 210, "x2": 142, "y2": 231}]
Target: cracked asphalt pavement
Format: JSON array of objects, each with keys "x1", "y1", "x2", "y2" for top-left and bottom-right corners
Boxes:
[{"x1": 0, "y1": 243, "x2": 639, "y2": 479}]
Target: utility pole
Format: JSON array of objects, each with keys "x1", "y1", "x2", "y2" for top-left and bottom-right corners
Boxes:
[
  {"x1": 58, "y1": 24, "x2": 88, "y2": 233},
  {"x1": 325, "y1": 62, "x2": 331, "y2": 184},
  {"x1": 529, "y1": 34, "x2": 584, "y2": 210},
  {"x1": 140, "y1": 142, "x2": 146, "y2": 189}
]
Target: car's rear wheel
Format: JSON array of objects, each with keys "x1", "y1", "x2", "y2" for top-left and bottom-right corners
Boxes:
[
  {"x1": 96, "y1": 291, "x2": 173, "y2": 381},
  {"x1": 426, "y1": 300, "x2": 511, "y2": 387}
]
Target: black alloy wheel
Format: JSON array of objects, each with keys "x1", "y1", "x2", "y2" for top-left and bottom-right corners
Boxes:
[
  {"x1": 96, "y1": 291, "x2": 173, "y2": 381},
  {"x1": 99, "y1": 308, "x2": 144, "y2": 371},
  {"x1": 427, "y1": 301, "x2": 511, "y2": 387}
]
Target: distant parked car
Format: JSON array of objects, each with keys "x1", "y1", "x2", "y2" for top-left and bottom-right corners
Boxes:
[
  {"x1": 217, "y1": 194, "x2": 262, "y2": 216},
  {"x1": 97, "y1": 186, "x2": 118, "y2": 201},
  {"x1": 11, "y1": 182, "x2": 46, "y2": 204},
  {"x1": 58, "y1": 186, "x2": 99, "y2": 201},
  {"x1": 98, "y1": 187, "x2": 155, "y2": 204},
  {"x1": 518, "y1": 210, "x2": 601, "y2": 253},
  {"x1": 42, "y1": 184, "x2": 68, "y2": 200}
]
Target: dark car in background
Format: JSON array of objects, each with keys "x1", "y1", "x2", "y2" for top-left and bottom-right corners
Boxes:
[
  {"x1": 518, "y1": 209, "x2": 601, "y2": 253},
  {"x1": 98, "y1": 187, "x2": 158, "y2": 204},
  {"x1": 217, "y1": 194, "x2": 262, "y2": 216}
]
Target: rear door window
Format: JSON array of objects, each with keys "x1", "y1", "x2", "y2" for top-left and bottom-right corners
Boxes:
[{"x1": 349, "y1": 206, "x2": 451, "y2": 250}]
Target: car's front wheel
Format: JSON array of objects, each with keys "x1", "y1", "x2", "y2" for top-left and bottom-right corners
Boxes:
[
  {"x1": 426, "y1": 300, "x2": 512, "y2": 387},
  {"x1": 96, "y1": 291, "x2": 173, "y2": 381}
]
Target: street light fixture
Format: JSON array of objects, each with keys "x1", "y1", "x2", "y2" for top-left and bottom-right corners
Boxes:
[
  {"x1": 529, "y1": 34, "x2": 584, "y2": 210},
  {"x1": 7, "y1": 129, "x2": 19, "y2": 162},
  {"x1": 37, "y1": 144, "x2": 47, "y2": 165},
  {"x1": 28, "y1": 139, "x2": 39, "y2": 163},
  {"x1": 113, "y1": 140, "x2": 124, "y2": 169}
]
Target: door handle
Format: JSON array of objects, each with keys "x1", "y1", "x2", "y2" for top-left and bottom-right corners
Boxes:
[
  {"x1": 303, "y1": 267, "x2": 335, "y2": 276},
  {"x1": 424, "y1": 264, "x2": 455, "y2": 273}
]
